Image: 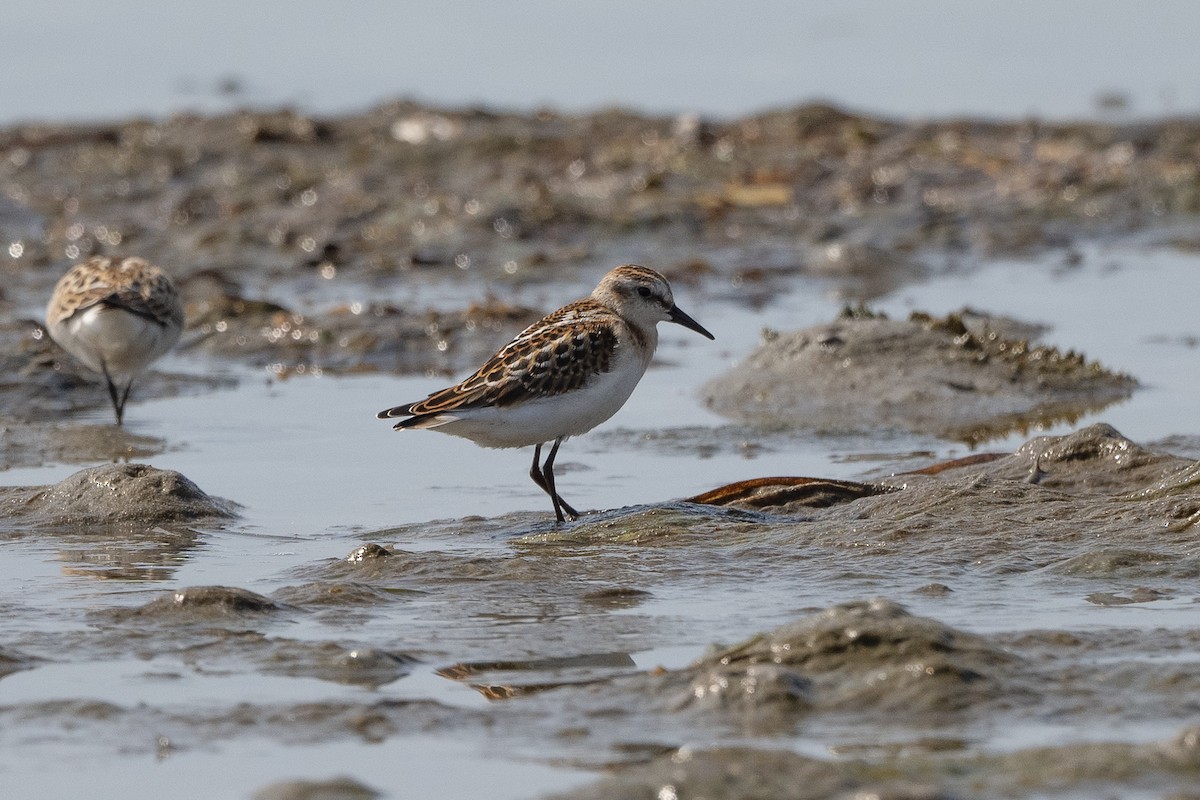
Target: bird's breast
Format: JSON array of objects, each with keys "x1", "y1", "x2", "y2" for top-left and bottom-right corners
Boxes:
[{"x1": 51, "y1": 305, "x2": 181, "y2": 379}]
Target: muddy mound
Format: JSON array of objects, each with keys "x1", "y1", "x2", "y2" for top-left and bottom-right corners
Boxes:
[
  {"x1": 1, "y1": 463, "x2": 238, "y2": 525},
  {"x1": 119, "y1": 585, "x2": 280, "y2": 617},
  {"x1": 704, "y1": 311, "x2": 1136, "y2": 444},
  {"x1": 547, "y1": 747, "x2": 857, "y2": 800},
  {"x1": 252, "y1": 776, "x2": 380, "y2": 800},
  {"x1": 547, "y1": 725, "x2": 1200, "y2": 800},
  {"x1": 674, "y1": 599, "x2": 1022, "y2": 719}
]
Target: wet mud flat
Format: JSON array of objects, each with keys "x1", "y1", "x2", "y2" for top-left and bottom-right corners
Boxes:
[
  {"x1": 1, "y1": 100, "x2": 1191, "y2": 465},
  {"x1": 2, "y1": 425, "x2": 1199, "y2": 798},
  {"x1": 5, "y1": 100, "x2": 1200, "y2": 415},
  {"x1": 2, "y1": 101, "x2": 1200, "y2": 797}
]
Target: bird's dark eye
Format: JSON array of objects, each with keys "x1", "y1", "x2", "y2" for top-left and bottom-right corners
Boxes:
[{"x1": 637, "y1": 287, "x2": 652, "y2": 298}]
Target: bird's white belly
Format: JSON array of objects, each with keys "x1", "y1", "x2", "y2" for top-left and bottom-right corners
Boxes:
[
  {"x1": 50, "y1": 305, "x2": 180, "y2": 380},
  {"x1": 432, "y1": 354, "x2": 651, "y2": 448}
]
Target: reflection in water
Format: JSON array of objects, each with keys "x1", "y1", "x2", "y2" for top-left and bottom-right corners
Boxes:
[
  {"x1": 0, "y1": 420, "x2": 167, "y2": 472},
  {"x1": 54, "y1": 526, "x2": 202, "y2": 582},
  {"x1": 438, "y1": 652, "x2": 639, "y2": 701}
]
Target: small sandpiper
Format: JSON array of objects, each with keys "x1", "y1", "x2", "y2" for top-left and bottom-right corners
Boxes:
[
  {"x1": 45, "y1": 256, "x2": 185, "y2": 425},
  {"x1": 378, "y1": 264, "x2": 715, "y2": 522}
]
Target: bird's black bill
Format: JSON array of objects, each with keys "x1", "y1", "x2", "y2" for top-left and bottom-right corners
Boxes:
[{"x1": 668, "y1": 305, "x2": 715, "y2": 340}]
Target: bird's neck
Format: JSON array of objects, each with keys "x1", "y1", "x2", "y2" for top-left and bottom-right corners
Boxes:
[{"x1": 625, "y1": 319, "x2": 659, "y2": 359}]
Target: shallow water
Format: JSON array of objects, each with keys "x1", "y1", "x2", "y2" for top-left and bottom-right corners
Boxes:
[
  {"x1": 11, "y1": 239, "x2": 1193, "y2": 530},
  {"x1": 2, "y1": 238, "x2": 1199, "y2": 796}
]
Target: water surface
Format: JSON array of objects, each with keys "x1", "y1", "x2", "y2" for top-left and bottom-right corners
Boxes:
[{"x1": 2, "y1": 240, "x2": 1199, "y2": 797}]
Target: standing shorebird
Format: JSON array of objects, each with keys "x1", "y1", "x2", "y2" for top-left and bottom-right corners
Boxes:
[
  {"x1": 45, "y1": 256, "x2": 185, "y2": 425},
  {"x1": 378, "y1": 264, "x2": 715, "y2": 522}
]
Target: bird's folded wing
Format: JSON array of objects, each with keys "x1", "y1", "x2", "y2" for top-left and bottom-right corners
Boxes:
[
  {"x1": 406, "y1": 309, "x2": 620, "y2": 415},
  {"x1": 97, "y1": 288, "x2": 175, "y2": 325},
  {"x1": 50, "y1": 262, "x2": 180, "y2": 328}
]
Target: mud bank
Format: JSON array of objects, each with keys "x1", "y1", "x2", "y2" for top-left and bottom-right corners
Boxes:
[
  {"x1": 0, "y1": 423, "x2": 1197, "y2": 797},
  {"x1": 4, "y1": 102, "x2": 1200, "y2": 421},
  {"x1": 7, "y1": 103, "x2": 1200, "y2": 292},
  {"x1": 548, "y1": 726, "x2": 1200, "y2": 800}
]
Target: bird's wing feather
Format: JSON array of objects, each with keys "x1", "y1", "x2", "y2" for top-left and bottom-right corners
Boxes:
[
  {"x1": 99, "y1": 287, "x2": 176, "y2": 325},
  {"x1": 378, "y1": 300, "x2": 620, "y2": 420},
  {"x1": 48, "y1": 257, "x2": 182, "y2": 328}
]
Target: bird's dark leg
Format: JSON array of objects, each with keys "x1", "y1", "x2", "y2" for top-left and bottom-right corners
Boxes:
[
  {"x1": 528, "y1": 440, "x2": 579, "y2": 522},
  {"x1": 529, "y1": 442, "x2": 563, "y2": 522},
  {"x1": 100, "y1": 363, "x2": 126, "y2": 426},
  {"x1": 117, "y1": 382, "x2": 134, "y2": 424},
  {"x1": 529, "y1": 443, "x2": 551, "y2": 494},
  {"x1": 542, "y1": 436, "x2": 579, "y2": 521}
]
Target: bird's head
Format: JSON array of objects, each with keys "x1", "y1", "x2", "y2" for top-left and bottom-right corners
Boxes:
[{"x1": 593, "y1": 264, "x2": 714, "y2": 340}]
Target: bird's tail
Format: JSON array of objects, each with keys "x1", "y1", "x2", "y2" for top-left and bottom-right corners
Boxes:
[
  {"x1": 377, "y1": 404, "x2": 455, "y2": 431},
  {"x1": 376, "y1": 403, "x2": 415, "y2": 421}
]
